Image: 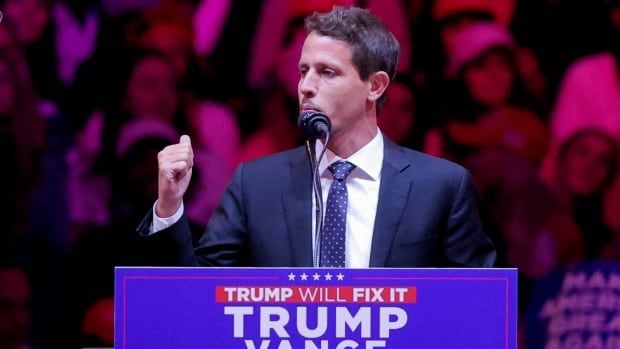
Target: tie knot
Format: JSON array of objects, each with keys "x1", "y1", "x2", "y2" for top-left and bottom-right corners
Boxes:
[{"x1": 328, "y1": 161, "x2": 355, "y2": 181}]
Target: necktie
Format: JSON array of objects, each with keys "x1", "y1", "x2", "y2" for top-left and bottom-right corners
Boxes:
[{"x1": 320, "y1": 161, "x2": 356, "y2": 267}]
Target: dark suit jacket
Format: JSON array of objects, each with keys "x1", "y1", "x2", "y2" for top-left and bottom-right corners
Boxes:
[{"x1": 138, "y1": 137, "x2": 496, "y2": 267}]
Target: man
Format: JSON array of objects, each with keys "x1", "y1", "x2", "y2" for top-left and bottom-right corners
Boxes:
[{"x1": 138, "y1": 6, "x2": 496, "y2": 268}]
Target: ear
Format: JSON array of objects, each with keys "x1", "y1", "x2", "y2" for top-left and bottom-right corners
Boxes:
[{"x1": 367, "y1": 71, "x2": 390, "y2": 104}]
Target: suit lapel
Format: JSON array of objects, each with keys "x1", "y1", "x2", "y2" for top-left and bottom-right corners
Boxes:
[
  {"x1": 281, "y1": 147, "x2": 314, "y2": 267},
  {"x1": 369, "y1": 138, "x2": 412, "y2": 267}
]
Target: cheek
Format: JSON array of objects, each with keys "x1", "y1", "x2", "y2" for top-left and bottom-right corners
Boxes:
[{"x1": 336, "y1": 86, "x2": 366, "y2": 112}]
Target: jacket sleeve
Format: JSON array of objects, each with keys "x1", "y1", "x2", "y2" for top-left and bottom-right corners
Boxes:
[
  {"x1": 136, "y1": 164, "x2": 250, "y2": 266},
  {"x1": 443, "y1": 169, "x2": 497, "y2": 267}
]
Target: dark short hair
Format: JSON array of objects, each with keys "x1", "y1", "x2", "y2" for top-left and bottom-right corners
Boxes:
[{"x1": 305, "y1": 6, "x2": 400, "y2": 110}]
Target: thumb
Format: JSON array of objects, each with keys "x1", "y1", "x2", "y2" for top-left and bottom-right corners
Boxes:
[{"x1": 180, "y1": 134, "x2": 191, "y2": 144}]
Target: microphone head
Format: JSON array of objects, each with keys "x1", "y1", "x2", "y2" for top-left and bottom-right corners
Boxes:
[{"x1": 297, "y1": 110, "x2": 331, "y2": 139}]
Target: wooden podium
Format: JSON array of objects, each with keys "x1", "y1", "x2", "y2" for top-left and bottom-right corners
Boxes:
[{"x1": 115, "y1": 267, "x2": 517, "y2": 348}]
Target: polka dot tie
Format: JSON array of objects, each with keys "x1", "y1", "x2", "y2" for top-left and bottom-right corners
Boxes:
[{"x1": 320, "y1": 161, "x2": 356, "y2": 267}]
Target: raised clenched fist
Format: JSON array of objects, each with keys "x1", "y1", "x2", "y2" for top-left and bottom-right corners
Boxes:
[{"x1": 156, "y1": 135, "x2": 194, "y2": 217}]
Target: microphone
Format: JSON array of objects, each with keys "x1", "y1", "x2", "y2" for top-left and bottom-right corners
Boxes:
[
  {"x1": 297, "y1": 110, "x2": 331, "y2": 139},
  {"x1": 298, "y1": 110, "x2": 331, "y2": 267}
]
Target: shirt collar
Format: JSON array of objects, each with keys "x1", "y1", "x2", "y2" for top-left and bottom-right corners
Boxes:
[{"x1": 316, "y1": 129, "x2": 384, "y2": 181}]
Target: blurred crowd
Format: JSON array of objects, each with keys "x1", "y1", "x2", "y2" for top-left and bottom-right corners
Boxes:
[{"x1": 1, "y1": 0, "x2": 620, "y2": 347}]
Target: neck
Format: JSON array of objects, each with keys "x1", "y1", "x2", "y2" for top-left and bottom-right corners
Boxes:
[{"x1": 327, "y1": 120, "x2": 378, "y2": 158}]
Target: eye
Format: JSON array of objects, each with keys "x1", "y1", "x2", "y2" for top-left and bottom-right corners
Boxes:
[
  {"x1": 322, "y1": 69, "x2": 336, "y2": 78},
  {"x1": 299, "y1": 67, "x2": 308, "y2": 77}
]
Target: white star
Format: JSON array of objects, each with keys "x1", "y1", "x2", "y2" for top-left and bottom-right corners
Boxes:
[
  {"x1": 325, "y1": 273, "x2": 333, "y2": 281},
  {"x1": 336, "y1": 273, "x2": 345, "y2": 281},
  {"x1": 300, "y1": 273, "x2": 309, "y2": 281},
  {"x1": 312, "y1": 273, "x2": 321, "y2": 281},
  {"x1": 288, "y1": 273, "x2": 296, "y2": 281}
]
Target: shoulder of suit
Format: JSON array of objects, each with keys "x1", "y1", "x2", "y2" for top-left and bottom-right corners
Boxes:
[
  {"x1": 393, "y1": 147, "x2": 472, "y2": 195},
  {"x1": 393, "y1": 145, "x2": 467, "y2": 178},
  {"x1": 237, "y1": 146, "x2": 306, "y2": 172},
  {"x1": 237, "y1": 143, "x2": 469, "y2": 182}
]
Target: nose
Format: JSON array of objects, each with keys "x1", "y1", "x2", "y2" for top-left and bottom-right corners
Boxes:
[{"x1": 298, "y1": 70, "x2": 317, "y2": 97}]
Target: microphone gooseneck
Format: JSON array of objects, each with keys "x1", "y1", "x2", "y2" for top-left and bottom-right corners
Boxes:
[{"x1": 298, "y1": 110, "x2": 331, "y2": 267}]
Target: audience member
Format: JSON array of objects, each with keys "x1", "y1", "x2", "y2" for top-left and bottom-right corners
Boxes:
[
  {"x1": 553, "y1": 129, "x2": 619, "y2": 259},
  {"x1": 426, "y1": 22, "x2": 548, "y2": 166},
  {"x1": 3, "y1": 2, "x2": 620, "y2": 348}
]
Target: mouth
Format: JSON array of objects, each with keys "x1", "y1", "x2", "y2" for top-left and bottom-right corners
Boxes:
[{"x1": 300, "y1": 103, "x2": 321, "y2": 113}]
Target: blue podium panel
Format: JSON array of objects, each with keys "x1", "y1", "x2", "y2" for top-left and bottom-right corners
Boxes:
[{"x1": 115, "y1": 267, "x2": 517, "y2": 349}]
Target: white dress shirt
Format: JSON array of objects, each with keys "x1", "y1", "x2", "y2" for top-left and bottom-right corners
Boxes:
[
  {"x1": 314, "y1": 130, "x2": 383, "y2": 268},
  {"x1": 152, "y1": 130, "x2": 384, "y2": 268}
]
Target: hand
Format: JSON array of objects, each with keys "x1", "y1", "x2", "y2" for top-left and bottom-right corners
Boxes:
[{"x1": 156, "y1": 135, "x2": 194, "y2": 217}]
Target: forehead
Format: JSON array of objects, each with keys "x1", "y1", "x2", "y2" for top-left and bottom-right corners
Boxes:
[{"x1": 298, "y1": 32, "x2": 354, "y2": 66}]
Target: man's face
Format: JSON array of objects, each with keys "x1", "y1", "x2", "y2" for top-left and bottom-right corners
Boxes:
[{"x1": 298, "y1": 32, "x2": 370, "y2": 136}]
